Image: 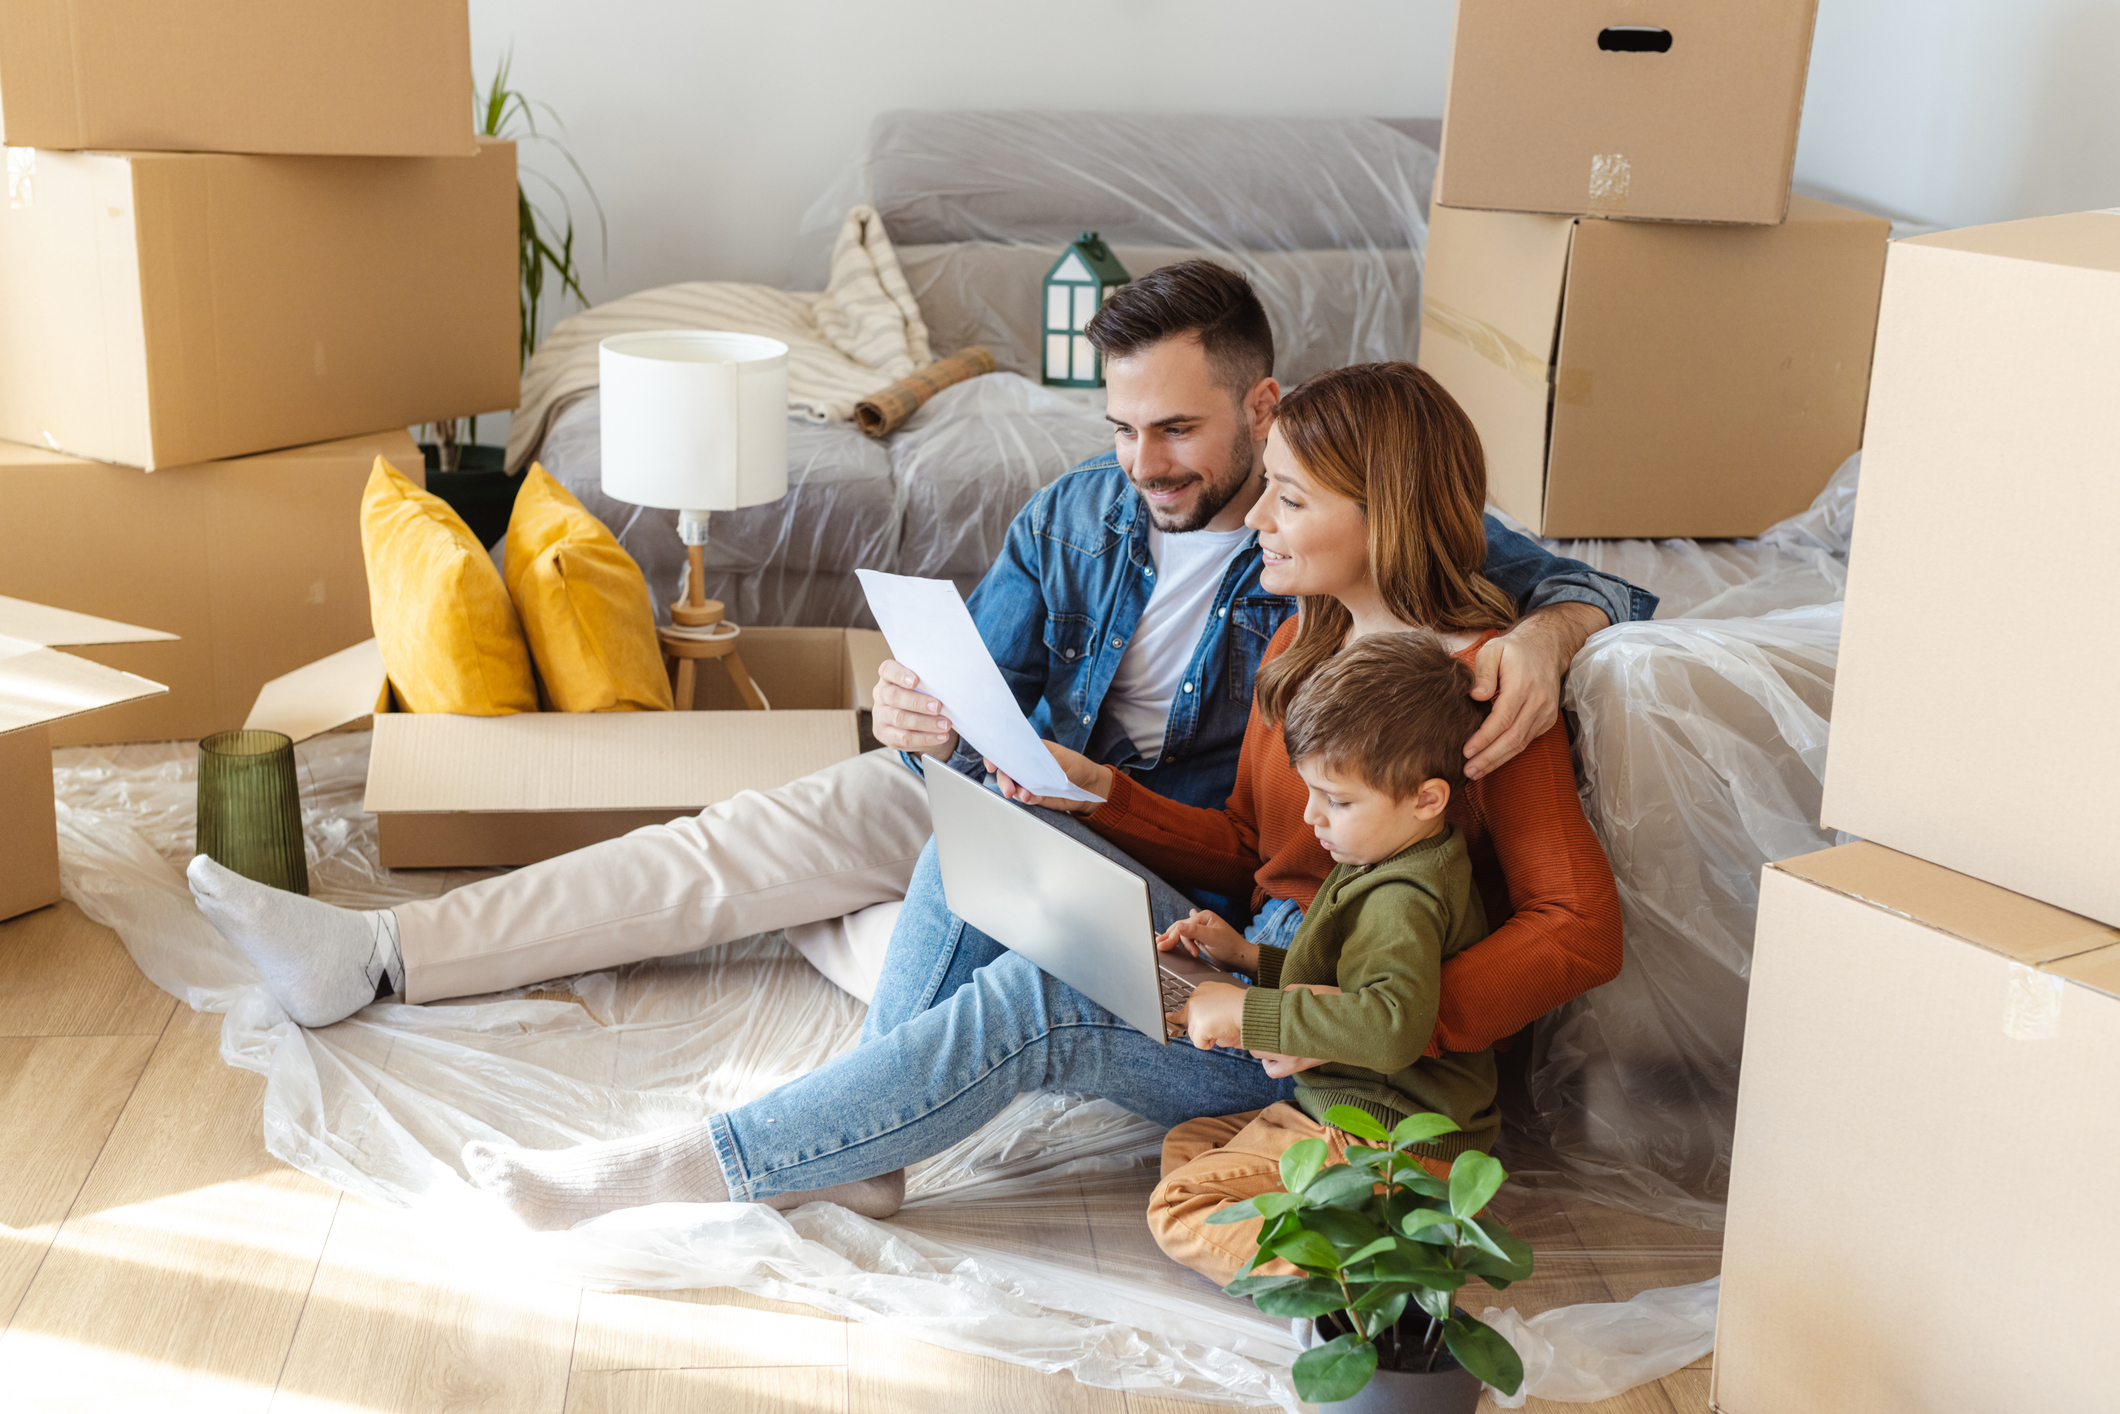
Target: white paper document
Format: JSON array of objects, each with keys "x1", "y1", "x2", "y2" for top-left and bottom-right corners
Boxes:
[{"x1": 856, "y1": 570, "x2": 1103, "y2": 804}]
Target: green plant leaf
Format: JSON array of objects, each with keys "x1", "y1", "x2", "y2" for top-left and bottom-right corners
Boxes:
[
  {"x1": 1302, "y1": 1166, "x2": 1381, "y2": 1209},
  {"x1": 1324, "y1": 1106, "x2": 1392, "y2": 1143},
  {"x1": 1455, "y1": 1218, "x2": 1535, "y2": 1286},
  {"x1": 1205, "y1": 1190, "x2": 1301, "y2": 1225},
  {"x1": 1224, "y1": 1272, "x2": 1305, "y2": 1298},
  {"x1": 1400, "y1": 1207, "x2": 1459, "y2": 1244},
  {"x1": 1342, "y1": 1235, "x2": 1400, "y2": 1267},
  {"x1": 1299, "y1": 1208, "x2": 1383, "y2": 1253},
  {"x1": 1413, "y1": 1284, "x2": 1455, "y2": 1323},
  {"x1": 1345, "y1": 1143, "x2": 1392, "y2": 1173},
  {"x1": 1448, "y1": 1151, "x2": 1507, "y2": 1219},
  {"x1": 1279, "y1": 1138, "x2": 1329, "y2": 1196},
  {"x1": 1445, "y1": 1312, "x2": 1526, "y2": 1395},
  {"x1": 1390, "y1": 1112, "x2": 1461, "y2": 1147},
  {"x1": 1397, "y1": 1166, "x2": 1450, "y2": 1199},
  {"x1": 1251, "y1": 1278, "x2": 1350, "y2": 1320},
  {"x1": 1291, "y1": 1333, "x2": 1379, "y2": 1405},
  {"x1": 1351, "y1": 1287, "x2": 1409, "y2": 1337},
  {"x1": 1456, "y1": 1215, "x2": 1516, "y2": 1265},
  {"x1": 1267, "y1": 1230, "x2": 1342, "y2": 1273}
]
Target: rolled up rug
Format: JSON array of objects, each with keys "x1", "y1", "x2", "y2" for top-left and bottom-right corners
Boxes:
[{"x1": 854, "y1": 345, "x2": 998, "y2": 438}]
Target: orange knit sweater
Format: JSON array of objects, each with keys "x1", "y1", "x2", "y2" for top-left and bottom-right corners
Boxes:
[{"x1": 1087, "y1": 620, "x2": 1623, "y2": 1057}]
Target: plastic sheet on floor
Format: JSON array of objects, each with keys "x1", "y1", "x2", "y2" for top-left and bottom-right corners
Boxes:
[{"x1": 54, "y1": 725, "x2": 1724, "y2": 1408}]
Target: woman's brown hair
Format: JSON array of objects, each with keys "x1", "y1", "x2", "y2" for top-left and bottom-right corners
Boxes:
[{"x1": 1253, "y1": 362, "x2": 1516, "y2": 725}]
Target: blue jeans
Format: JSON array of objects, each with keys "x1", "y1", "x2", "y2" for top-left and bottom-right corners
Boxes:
[{"x1": 705, "y1": 803, "x2": 1307, "y2": 1201}]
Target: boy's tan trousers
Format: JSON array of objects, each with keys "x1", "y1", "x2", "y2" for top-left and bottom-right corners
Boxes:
[
  {"x1": 394, "y1": 750, "x2": 930, "y2": 1003},
  {"x1": 1149, "y1": 1103, "x2": 1453, "y2": 1286}
]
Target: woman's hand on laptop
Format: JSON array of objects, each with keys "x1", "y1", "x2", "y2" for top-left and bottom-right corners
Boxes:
[
  {"x1": 1166, "y1": 980, "x2": 1249, "y2": 1050},
  {"x1": 873, "y1": 660, "x2": 959, "y2": 759},
  {"x1": 1156, "y1": 909, "x2": 1260, "y2": 976},
  {"x1": 989, "y1": 741, "x2": 1115, "y2": 816}
]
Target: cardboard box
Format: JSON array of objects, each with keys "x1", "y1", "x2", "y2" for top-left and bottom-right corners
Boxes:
[
  {"x1": 1715, "y1": 842, "x2": 2120, "y2": 1413},
  {"x1": 248, "y1": 628, "x2": 892, "y2": 868},
  {"x1": 1435, "y1": 0, "x2": 1818, "y2": 225},
  {"x1": 0, "y1": 0, "x2": 475, "y2": 157},
  {"x1": 1, "y1": 597, "x2": 168, "y2": 921},
  {"x1": 0, "y1": 430, "x2": 416, "y2": 746},
  {"x1": 1418, "y1": 194, "x2": 1887, "y2": 537},
  {"x1": 0, "y1": 140, "x2": 517, "y2": 469},
  {"x1": 1822, "y1": 211, "x2": 2120, "y2": 926}
]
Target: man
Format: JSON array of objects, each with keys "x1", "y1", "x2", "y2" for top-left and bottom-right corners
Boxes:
[{"x1": 189, "y1": 261, "x2": 1652, "y2": 1028}]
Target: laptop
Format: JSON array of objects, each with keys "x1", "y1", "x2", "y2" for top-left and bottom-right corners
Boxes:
[{"x1": 924, "y1": 762, "x2": 1241, "y2": 1043}]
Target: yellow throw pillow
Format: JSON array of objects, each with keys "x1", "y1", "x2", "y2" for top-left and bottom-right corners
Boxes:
[
  {"x1": 359, "y1": 456, "x2": 538, "y2": 715},
  {"x1": 502, "y1": 464, "x2": 673, "y2": 713}
]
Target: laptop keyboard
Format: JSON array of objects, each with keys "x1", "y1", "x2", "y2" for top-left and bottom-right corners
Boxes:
[{"x1": 1158, "y1": 964, "x2": 1197, "y2": 1035}]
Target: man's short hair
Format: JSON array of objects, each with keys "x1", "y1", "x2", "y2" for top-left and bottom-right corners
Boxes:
[
  {"x1": 1282, "y1": 630, "x2": 1489, "y2": 797},
  {"x1": 1084, "y1": 259, "x2": 1275, "y2": 395}
]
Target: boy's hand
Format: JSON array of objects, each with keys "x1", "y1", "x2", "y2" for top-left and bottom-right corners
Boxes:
[
  {"x1": 1156, "y1": 910, "x2": 1259, "y2": 975},
  {"x1": 1166, "y1": 980, "x2": 1249, "y2": 1050},
  {"x1": 1252, "y1": 1051, "x2": 1330, "y2": 1079}
]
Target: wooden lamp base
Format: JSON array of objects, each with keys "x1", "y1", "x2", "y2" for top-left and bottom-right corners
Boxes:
[{"x1": 662, "y1": 540, "x2": 765, "y2": 710}]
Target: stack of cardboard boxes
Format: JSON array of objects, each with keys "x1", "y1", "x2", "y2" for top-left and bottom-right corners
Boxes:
[
  {"x1": 1711, "y1": 214, "x2": 2120, "y2": 1412},
  {"x1": 0, "y1": 1, "x2": 518, "y2": 746},
  {"x1": 1419, "y1": 0, "x2": 1888, "y2": 538}
]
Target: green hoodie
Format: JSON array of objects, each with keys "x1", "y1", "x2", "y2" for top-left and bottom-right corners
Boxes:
[{"x1": 1240, "y1": 824, "x2": 1499, "y2": 1161}]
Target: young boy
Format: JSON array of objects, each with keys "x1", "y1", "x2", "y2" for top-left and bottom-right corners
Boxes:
[{"x1": 1146, "y1": 629, "x2": 1501, "y2": 1285}]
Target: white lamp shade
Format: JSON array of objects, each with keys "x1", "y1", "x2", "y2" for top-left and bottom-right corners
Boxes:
[{"x1": 599, "y1": 331, "x2": 790, "y2": 514}]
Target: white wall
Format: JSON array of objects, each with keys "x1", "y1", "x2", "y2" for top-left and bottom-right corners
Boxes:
[{"x1": 470, "y1": 0, "x2": 2120, "y2": 317}]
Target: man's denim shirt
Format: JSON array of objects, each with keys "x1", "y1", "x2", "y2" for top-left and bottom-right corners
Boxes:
[{"x1": 931, "y1": 451, "x2": 1656, "y2": 812}]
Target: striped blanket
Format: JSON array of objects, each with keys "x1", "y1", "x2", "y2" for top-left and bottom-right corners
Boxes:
[{"x1": 505, "y1": 206, "x2": 934, "y2": 473}]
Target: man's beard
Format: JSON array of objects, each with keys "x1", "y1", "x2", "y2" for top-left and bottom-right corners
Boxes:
[{"x1": 1133, "y1": 426, "x2": 1256, "y2": 533}]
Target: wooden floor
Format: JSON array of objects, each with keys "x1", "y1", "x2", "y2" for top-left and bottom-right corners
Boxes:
[{"x1": 0, "y1": 898, "x2": 1720, "y2": 1413}]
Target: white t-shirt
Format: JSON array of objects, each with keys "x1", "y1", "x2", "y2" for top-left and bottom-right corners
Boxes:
[{"x1": 1105, "y1": 525, "x2": 1253, "y2": 762}]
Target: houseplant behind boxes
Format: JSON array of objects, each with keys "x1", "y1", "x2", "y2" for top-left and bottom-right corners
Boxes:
[
  {"x1": 1212, "y1": 1106, "x2": 1529, "y2": 1411},
  {"x1": 425, "y1": 53, "x2": 605, "y2": 544}
]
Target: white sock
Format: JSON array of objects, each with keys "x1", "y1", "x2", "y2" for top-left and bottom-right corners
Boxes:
[
  {"x1": 463, "y1": 1126, "x2": 906, "y2": 1232},
  {"x1": 188, "y1": 854, "x2": 402, "y2": 1028}
]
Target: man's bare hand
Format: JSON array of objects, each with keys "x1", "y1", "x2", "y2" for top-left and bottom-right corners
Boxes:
[
  {"x1": 872, "y1": 660, "x2": 958, "y2": 758},
  {"x1": 1463, "y1": 601, "x2": 1608, "y2": 780}
]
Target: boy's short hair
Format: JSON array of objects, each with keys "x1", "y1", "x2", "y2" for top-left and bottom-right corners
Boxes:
[{"x1": 1282, "y1": 630, "x2": 1489, "y2": 797}]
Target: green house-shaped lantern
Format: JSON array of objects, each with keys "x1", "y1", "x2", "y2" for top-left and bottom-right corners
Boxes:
[{"x1": 1042, "y1": 232, "x2": 1130, "y2": 388}]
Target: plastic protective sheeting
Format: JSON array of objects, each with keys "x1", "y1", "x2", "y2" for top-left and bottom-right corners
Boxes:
[
  {"x1": 50, "y1": 731, "x2": 1309, "y2": 1408},
  {"x1": 1481, "y1": 1278, "x2": 1720, "y2": 1408},
  {"x1": 1498, "y1": 457, "x2": 1863, "y2": 1226},
  {"x1": 794, "y1": 110, "x2": 1440, "y2": 388}
]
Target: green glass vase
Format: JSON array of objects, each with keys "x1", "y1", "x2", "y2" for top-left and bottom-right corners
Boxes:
[{"x1": 196, "y1": 730, "x2": 309, "y2": 896}]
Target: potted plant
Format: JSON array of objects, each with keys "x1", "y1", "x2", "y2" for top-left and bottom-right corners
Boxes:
[
  {"x1": 1210, "y1": 1106, "x2": 1531, "y2": 1411},
  {"x1": 424, "y1": 53, "x2": 605, "y2": 540}
]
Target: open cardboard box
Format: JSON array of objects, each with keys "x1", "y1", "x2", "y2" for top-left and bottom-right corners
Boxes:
[
  {"x1": 1716, "y1": 842, "x2": 2120, "y2": 1412},
  {"x1": 0, "y1": 597, "x2": 170, "y2": 921},
  {"x1": 1419, "y1": 193, "x2": 1888, "y2": 538},
  {"x1": 249, "y1": 628, "x2": 895, "y2": 869},
  {"x1": 0, "y1": 430, "x2": 418, "y2": 746}
]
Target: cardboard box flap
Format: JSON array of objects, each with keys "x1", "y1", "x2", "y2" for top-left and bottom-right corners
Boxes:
[
  {"x1": 363, "y1": 711, "x2": 860, "y2": 814},
  {"x1": 0, "y1": 634, "x2": 166, "y2": 734},
  {"x1": 243, "y1": 639, "x2": 391, "y2": 744},
  {"x1": 846, "y1": 629, "x2": 892, "y2": 713},
  {"x1": 1904, "y1": 209, "x2": 2120, "y2": 274},
  {"x1": 0, "y1": 594, "x2": 178, "y2": 647},
  {"x1": 2049, "y1": 945, "x2": 2120, "y2": 1002},
  {"x1": 1772, "y1": 842, "x2": 2120, "y2": 966}
]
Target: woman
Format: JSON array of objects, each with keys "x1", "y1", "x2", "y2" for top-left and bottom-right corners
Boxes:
[{"x1": 466, "y1": 364, "x2": 1622, "y2": 1230}]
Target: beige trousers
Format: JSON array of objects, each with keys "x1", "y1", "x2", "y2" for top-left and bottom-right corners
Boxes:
[{"x1": 395, "y1": 749, "x2": 931, "y2": 1004}]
